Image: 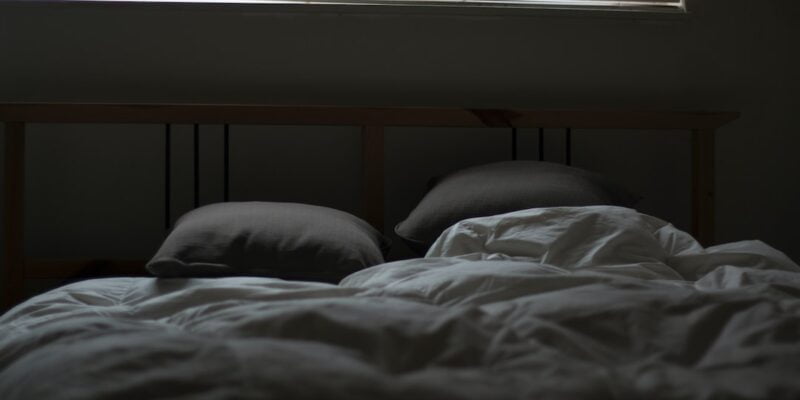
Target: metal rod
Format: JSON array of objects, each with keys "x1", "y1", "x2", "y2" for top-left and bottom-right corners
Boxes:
[
  {"x1": 224, "y1": 124, "x2": 230, "y2": 202},
  {"x1": 538, "y1": 127, "x2": 544, "y2": 161},
  {"x1": 193, "y1": 124, "x2": 200, "y2": 208},
  {"x1": 565, "y1": 127, "x2": 572, "y2": 166},
  {"x1": 511, "y1": 127, "x2": 518, "y2": 160},
  {"x1": 164, "y1": 123, "x2": 171, "y2": 230}
]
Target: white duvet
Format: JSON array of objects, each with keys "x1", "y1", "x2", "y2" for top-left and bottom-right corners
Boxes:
[{"x1": 2, "y1": 206, "x2": 800, "y2": 399}]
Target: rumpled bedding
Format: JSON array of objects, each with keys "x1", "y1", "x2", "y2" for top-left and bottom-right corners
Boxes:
[{"x1": 2, "y1": 206, "x2": 799, "y2": 399}]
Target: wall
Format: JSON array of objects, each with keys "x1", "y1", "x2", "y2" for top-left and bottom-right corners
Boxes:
[{"x1": 1, "y1": 0, "x2": 799, "y2": 295}]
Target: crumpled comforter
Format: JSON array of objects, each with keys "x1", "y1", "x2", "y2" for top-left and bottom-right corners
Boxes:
[{"x1": 2, "y1": 206, "x2": 799, "y2": 399}]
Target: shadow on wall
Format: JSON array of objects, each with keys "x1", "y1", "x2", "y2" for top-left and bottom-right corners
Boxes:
[{"x1": 16, "y1": 122, "x2": 691, "y2": 265}]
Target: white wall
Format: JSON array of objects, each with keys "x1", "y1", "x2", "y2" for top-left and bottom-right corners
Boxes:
[{"x1": 1, "y1": 0, "x2": 799, "y2": 294}]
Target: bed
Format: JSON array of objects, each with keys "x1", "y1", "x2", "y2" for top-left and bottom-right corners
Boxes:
[
  {"x1": 2, "y1": 206, "x2": 800, "y2": 399},
  {"x1": 6, "y1": 104, "x2": 798, "y2": 399}
]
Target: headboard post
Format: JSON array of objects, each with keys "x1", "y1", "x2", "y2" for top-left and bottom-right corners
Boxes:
[
  {"x1": 3, "y1": 122, "x2": 26, "y2": 311},
  {"x1": 691, "y1": 128, "x2": 716, "y2": 246},
  {"x1": 361, "y1": 125, "x2": 385, "y2": 233}
]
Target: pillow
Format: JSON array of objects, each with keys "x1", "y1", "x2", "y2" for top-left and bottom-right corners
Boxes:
[
  {"x1": 395, "y1": 161, "x2": 640, "y2": 255},
  {"x1": 147, "y1": 202, "x2": 390, "y2": 282}
]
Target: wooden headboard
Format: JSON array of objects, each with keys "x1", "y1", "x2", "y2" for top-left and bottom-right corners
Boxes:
[{"x1": 0, "y1": 103, "x2": 739, "y2": 309}]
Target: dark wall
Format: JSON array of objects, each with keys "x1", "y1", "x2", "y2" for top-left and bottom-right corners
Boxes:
[{"x1": 1, "y1": 0, "x2": 799, "y2": 292}]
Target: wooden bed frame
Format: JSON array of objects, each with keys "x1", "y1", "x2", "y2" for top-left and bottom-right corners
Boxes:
[{"x1": 0, "y1": 104, "x2": 739, "y2": 310}]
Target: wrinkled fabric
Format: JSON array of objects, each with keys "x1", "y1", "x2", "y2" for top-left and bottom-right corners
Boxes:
[{"x1": 2, "y1": 206, "x2": 800, "y2": 400}]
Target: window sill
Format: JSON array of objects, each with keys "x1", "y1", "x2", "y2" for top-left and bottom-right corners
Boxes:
[{"x1": 1, "y1": 0, "x2": 689, "y2": 20}]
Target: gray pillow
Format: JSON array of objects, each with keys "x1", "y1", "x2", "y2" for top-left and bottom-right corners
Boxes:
[
  {"x1": 147, "y1": 202, "x2": 390, "y2": 282},
  {"x1": 395, "y1": 161, "x2": 640, "y2": 255}
]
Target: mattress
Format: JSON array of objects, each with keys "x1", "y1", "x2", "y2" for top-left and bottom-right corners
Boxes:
[{"x1": 1, "y1": 206, "x2": 799, "y2": 399}]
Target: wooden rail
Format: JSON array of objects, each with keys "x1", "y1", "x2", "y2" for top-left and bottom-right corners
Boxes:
[
  {"x1": 1, "y1": 103, "x2": 739, "y2": 310},
  {"x1": 0, "y1": 104, "x2": 737, "y2": 128}
]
